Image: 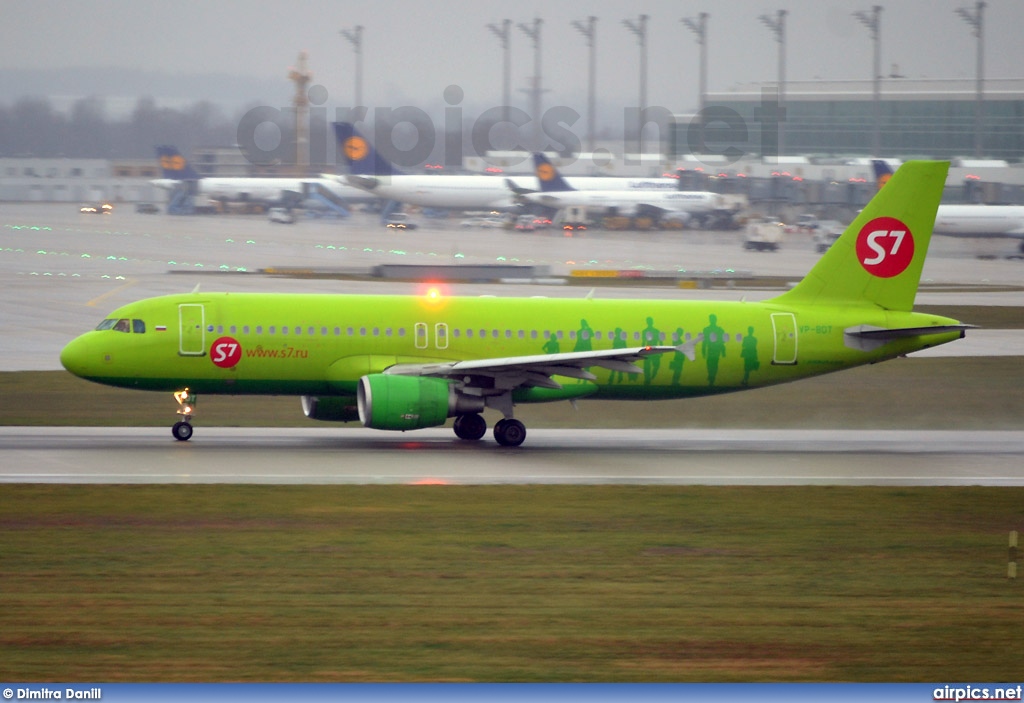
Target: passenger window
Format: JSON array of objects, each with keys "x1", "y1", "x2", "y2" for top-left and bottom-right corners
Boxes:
[{"x1": 132, "y1": 319, "x2": 145, "y2": 334}]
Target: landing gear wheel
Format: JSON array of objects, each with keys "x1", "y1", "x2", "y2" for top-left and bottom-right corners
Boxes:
[
  {"x1": 453, "y1": 413, "x2": 487, "y2": 441},
  {"x1": 494, "y1": 418, "x2": 527, "y2": 447},
  {"x1": 172, "y1": 421, "x2": 193, "y2": 441}
]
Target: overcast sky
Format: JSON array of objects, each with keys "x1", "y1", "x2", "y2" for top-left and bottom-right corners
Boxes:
[{"x1": 4, "y1": 0, "x2": 1022, "y2": 118}]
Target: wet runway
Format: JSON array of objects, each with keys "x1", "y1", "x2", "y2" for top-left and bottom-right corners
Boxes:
[{"x1": 2, "y1": 427, "x2": 1023, "y2": 486}]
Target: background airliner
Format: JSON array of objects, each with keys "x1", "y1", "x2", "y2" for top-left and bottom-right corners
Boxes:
[
  {"x1": 332, "y1": 122, "x2": 681, "y2": 211},
  {"x1": 61, "y1": 161, "x2": 966, "y2": 447},
  {"x1": 873, "y1": 160, "x2": 1024, "y2": 251},
  {"x1": 151, "y1": 145, "x2": 368, "y2": 210},
  {"x1": 519, "y1": 153, "x2": 723, "y2": 224}
]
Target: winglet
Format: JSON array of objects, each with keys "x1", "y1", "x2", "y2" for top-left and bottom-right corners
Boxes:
[{"x1": 673, "y1": 335, "x2": 702, "y2": 362}]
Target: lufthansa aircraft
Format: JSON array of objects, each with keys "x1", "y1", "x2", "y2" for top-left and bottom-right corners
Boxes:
[
  {"x1": 151, "y1": 145, "x2": 368, "y2": 209},
  {"x1": 332, "y1": 122, "x2": 680, "y2": 211},
  {"x1": 519, "y1": 153, "x2": 722, "y2": 223},
  {"x1": 62, "y1": 161, "x2": 967, "y2": 447}
]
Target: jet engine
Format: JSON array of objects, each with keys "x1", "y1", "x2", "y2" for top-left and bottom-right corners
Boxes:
[{"x1": 357, "y1": 374, "x2": 484, "y2": 431}]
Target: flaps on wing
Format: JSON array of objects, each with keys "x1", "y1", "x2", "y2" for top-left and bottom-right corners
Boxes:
[
  {"x1": 843, "y1": 324, "x2": 975, "y2": 352},
  {"x1": 384, "y1": 345, "x2": 682, "y2": 391}
]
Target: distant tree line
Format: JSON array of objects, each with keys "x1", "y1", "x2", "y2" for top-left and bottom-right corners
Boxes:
[{"x1": 0, "y1": 96, "x2": 240, "y2": 160}]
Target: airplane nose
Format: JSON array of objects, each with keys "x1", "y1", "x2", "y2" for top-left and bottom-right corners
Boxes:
[{"x1": 60, "y1": 335, "x2": 97, "y2": 379}]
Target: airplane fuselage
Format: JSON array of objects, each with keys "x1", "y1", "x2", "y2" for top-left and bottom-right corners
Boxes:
[
  {"x1": 151, "y1": 176, "x2": 366, "y2": 204},
  {"x1": 342, "y1": 175, "x2": 682, "y2": 210},
  {"x1": 933, "y1": 204, "x2": 1024, "y2": 238},
  {"x1": 60, "y1": 291, "x2": 961, "y2": 400},
  {"x1": 525, "y1": 190, "x2": 720, "y2": 217}
]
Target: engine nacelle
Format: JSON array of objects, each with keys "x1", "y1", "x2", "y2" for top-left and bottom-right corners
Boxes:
[
  {"x1": 301, "y1": 395, "x2": 360, "y2": 422},
  {"x1": 357, "y1": 374, "x2": 482, "y2": 431}
]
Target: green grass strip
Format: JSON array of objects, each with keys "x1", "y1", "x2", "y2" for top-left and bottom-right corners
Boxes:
[{"x1": 1, "y1": 485, "x2": 1022, "y2": 681}]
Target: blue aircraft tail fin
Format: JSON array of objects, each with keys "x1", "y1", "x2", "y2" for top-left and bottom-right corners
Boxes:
[
  {"x1": 333, "y1": 122, "x2": 402, "y2": 176},
  {"x1": 533, "y1": 153, "x2": 576, "y2": 193},
  {"x1": 155, "y1": 146, "x2": 202, "y2": 181},
  {"x1": 872, "y1": 159, "x2": 894, "y2": 190}
]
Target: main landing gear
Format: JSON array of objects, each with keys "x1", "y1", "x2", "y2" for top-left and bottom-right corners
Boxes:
[
  {"x1": 452, "y1": 412, "x2": 527, "y2": 447},
  {"x1": 172, "y1": 388, "x2": 196, "y2": 441}
]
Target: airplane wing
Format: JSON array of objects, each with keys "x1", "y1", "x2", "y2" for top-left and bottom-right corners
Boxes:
[{"x1": 385, "y1": 343, "x2": 698, "y2": 391}]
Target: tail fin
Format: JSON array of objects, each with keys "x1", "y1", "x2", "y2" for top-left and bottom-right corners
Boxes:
[
  {"x1": 533, "y1": 153, "x2": 575, "y2": 193},
  {"x1": 770, "y1": 160, "x2": 949, "y2": 312},
  {"x1": 872, "y1": 159, "x2": 894, "y2": 190},
  {"x1": 332, "y1": 122, "x2": 401, "y2": 176},
  {"x1": 156, "y1": 146, "x2": 202, "y2": 180}
]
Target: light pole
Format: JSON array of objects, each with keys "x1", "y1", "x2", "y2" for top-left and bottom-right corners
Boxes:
[
  {"x1": 681, "y1": 13, "x2": 709, "y2": 154},
  {"x1": 340, "y1": 25, "x2": 364, "y2": 108},
  {"x1": 571, "y1": 16, "x2": 598, "y2": 153},
  {"x1": 622, "y1": 15, "x2": 648, "y2": 114},
  {"x1": 517, "y1": 18, "x2": 544, "y2": 150},
  {"x1": 487, "y1": 19, "x2": 512, "y2": 128},
  {"x1": 853, "y1": 6, "x2": 882, "y2": 156},
  {"x1": 759, "y1": 10, "x2": 787, "y2": 159},
  {"x1": 955, "y1": 1, "x2": 986, "y2": 157}
]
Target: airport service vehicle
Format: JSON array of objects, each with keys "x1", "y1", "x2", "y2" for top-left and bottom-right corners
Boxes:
[
  {"x1": 814, "y1": 223, "x2": 845, "y2": 253},
  {"x1": 80, "y1": 203, "x2": 113, "y2": 214},
  {"x1": 743, "y1": 218, "x2": 784, "y2": 251},
  {"x1": 61, "y1": 162, "x2": 967, "y2": 447},
  {"x1": 385, "y1": 213, "x2": 419, "y2": 230},
  {"x1": 268, "y1": 208, "x2": 296, "y2": 224}
]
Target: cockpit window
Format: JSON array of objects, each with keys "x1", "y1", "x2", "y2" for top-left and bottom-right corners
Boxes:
[
  {"x1": 132, "y1": 319, "x2": 146, "y2": 334},
  {"x1": 95, "y1": 318, "x2": 133, "y2": 333}
]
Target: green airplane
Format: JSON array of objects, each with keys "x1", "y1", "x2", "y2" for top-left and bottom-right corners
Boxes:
[{"x1": 61, "y1": 161, "x2": 969, "y2": 446}]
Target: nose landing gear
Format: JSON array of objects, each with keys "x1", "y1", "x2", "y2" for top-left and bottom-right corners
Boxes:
[{"x1": 172, "y1": 388, "x2": 196, "y2": 441}]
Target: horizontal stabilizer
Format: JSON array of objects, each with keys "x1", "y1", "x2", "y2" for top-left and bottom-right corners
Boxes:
[
  {"x1": 505, "y1": 178, "x2": 535, "y2": 196},
  {"x1": 844, "y1": 324, "x2": 974, "y2": 352},
  {"x1": 345, "y1": 175, "x2": 380, "y2": 191}
]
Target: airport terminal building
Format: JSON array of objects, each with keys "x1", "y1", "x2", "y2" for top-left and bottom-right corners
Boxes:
[{"x1": 671, "y1": 78, "x2": 1024, "y2": 162}]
